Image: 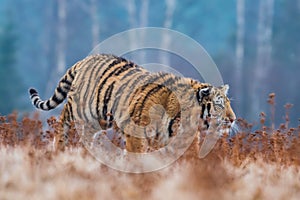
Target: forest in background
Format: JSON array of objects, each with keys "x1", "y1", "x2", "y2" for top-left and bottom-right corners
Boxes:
[{"x1": 0, "y1": 0, "x2": 299, "y2": 127}]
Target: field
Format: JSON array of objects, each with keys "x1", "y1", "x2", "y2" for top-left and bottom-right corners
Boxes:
[{"x1": 1, "y1": 99, "x2": 300, "y2": 199}]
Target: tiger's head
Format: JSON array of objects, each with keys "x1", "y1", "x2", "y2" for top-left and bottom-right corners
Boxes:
[{"x1": 195, "y1": 84, "x2": 236, "y2": 132}]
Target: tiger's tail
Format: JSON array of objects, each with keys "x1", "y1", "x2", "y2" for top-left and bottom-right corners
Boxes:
[{"x1": 29, "y1": 66, "x2": 77, "y2": 111}]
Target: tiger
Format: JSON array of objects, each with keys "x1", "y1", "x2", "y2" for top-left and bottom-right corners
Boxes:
[{"x1": 29, "y1": 54, "x2": 236, "y2": 152}]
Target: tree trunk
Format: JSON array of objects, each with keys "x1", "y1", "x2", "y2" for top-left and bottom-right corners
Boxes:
[
  {"x1": 56, "y1": 0, "x2": 67, "y2": 75},
  {"x1": 45, "y1": 0, "x2": 67, "y2": 97},
  {"x1": 160, "y1": 0, "x2": 176, "y2": 67},
  {"x1": 140, "y1": 0, "x2": 149, "y2": 28},
  {"x1": 139, "y1": 0, "x2": 149, "y2": 64},
  {"x1": 235, "y1": 0, "x2": 245, "y2": 116},
  {"x1": 73, "y1": 0, "x2": 100, "y2": 50},
  {"x1": 251, "y1": 0, "x2": 274, "y2": 120},
  {"x1": 127, "y1": 0, "x2": 137, "y2": 61},
  {"x1": 90, "y1": 0, "x2": 100, "y2": 49}
]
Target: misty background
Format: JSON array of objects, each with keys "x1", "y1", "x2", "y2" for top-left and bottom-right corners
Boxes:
[{"x1": 0, "y1": 0, "x2": 299, "y2": 127}]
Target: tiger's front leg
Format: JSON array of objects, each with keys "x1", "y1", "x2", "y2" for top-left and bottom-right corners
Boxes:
[{"x1": 124, "y1": 133, "x2": 149, "y2": 153}]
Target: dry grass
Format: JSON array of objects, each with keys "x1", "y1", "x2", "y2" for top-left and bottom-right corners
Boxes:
[{"x1": 1, "y1": 95, "x2": 300, "y2": 199}]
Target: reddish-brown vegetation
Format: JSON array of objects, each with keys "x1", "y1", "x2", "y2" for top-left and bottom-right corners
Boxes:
[{"x1": 0, "y1": 95, "x2": 299, "y2": 199}]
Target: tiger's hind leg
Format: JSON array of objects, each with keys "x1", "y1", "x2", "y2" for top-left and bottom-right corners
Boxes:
[{"x1": 54, "y1": 102, "x2": 72, "y2": 151}]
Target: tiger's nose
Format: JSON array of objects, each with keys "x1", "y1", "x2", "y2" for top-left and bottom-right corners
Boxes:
[
  {"x1": 225, "y1": 115, "x2": 236, "y2": 123},
  {"x1": 224, "y1": 117, "x2": 234, "y2": 123},
  {"x1": 229, "y1": 112, "x2": 236, "y2": 123}
]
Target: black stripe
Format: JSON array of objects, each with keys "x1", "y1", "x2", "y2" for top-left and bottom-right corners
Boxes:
[
  {"x1": 163, "y1": 75, "x2": 181, "y2": 88},
  {"x1": 128, "y1": 74, "x2": 169, "y2": 109},
  {"x1": 131, "y1": 84, "x2": 164, "y2": 120},
  {"x1": 29, "y1": 88, "x2": 38, "y2": 95},
  {"x1": 215, "y1": 104, "x2": 224, "y2": 109},
  {"x1": 139, "y1": 73, "x2": 179, "y2": 93},
  {"x1": 102, "y1": 81, "x2": 115, "y2": 120},
  {"x1": 108, "y1": 113, "x2": 114, "y2": 125},
  {"x1": 82, "y1": 58, "x2": 103, "y2": 103},
  {"x1": 96, "y1": 58, "x2": 125, "y2": 118},
  {"x1": 168, "y1": 112, "x2": 180, "y2": 137},
  {"x1": 121, "y1": 67, "x2": 142, "y2": 80},
  {"x1": 57, "y1": 86, "x2": 67, "y2": 99},
  {"x1": 110, "y1": 69, "x2": 149, "y2": 119},
  {"x1": 130, "y1": 74, "x2": 179, "y2": 119},
  {"x1": 99, "y1": 58, "x2": 122, "y2": 80},
  {"x1": 110, "y1": 84, "x2": 127, "y2": 115},
  {"x1": 64, "y1": 84, "x2": 71, "y2": 91},
  {"x1": 76, "y1": 82, "x2": 87, "y2": 121},
  {"x1": 196, "y1": 88, "x2": 201, "y2": 104},
  {"x1": 51, "y1": 93, "x2": 60, "y2": 104},
  {"x1": 116, "y1": 72, "x2": 176, "y2": 123},
  {"x1": 33, "y1": 98, "x2": 39, "y2": 105},
  {"x1": 89, "y1": 56, "x2": 116, "y2": 119},
  {"x1": 204, "y1": 120, "x2": 209, "y2": 129},
  {"x1": 46, "y1": 101, "x2": 51, "y2": 109},
  {"x1": 82, "y1": 57, "x2": 106, "y2": 119},
  {"x1": 67, "y1": 101, "x2": 74, "y2": 121},
  {"x1": 61, "y1": 76, "x2": 72, "y2": 86},
  {"x1": 138, "y1": 73, "x2": 168, "y2": 91},
  {"x1": 201, "y1": 103, "x2": 210, "y2": 129},
  {"x1": 40, "y1": 102, "x2": 46, "y2": 110},
  {"x1": 64, "y1": 103, "x2": 70, "y2": 123},
  {"x1": 118, "y1": 71, "x2": 149, "y2": 108},
  {"x1": 200, "y1": 104, "x2": 205, "y2": 119},
  {"x1": 81, "y1": 57, "x2": 108, "y2": 120},
  {"x1": 176, "y1": 82, "x2": 189, "y2": 88},
  {"x1": 207, "y1": 103, "x2": 211, "y2": 117},
  {"x1": 68, "y1": 67, "x2": 75, "y2": 80},
  {"x1": 114, "y1": 62, "x2": 135, "y2": 76}
]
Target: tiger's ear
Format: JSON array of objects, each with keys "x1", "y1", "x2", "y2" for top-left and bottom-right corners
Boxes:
[
  {"x1": 200, "y1": 87, "x2": 210, "y2": 96},
  {"x1": 197, "y1": 87, "x2": 211, "y2": 102},
  {"x1": 221, "y1": 84, "x2": 229, "y2": 96}
]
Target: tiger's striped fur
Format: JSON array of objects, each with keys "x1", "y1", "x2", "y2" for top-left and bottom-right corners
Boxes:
[{"x1": 29, "y1": 54, "x2": 236, "y2": 152}]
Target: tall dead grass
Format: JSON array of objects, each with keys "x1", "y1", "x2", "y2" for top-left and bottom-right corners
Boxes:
[{"x1": 0, "y1": 94, "x2": 299, "y2": 199}]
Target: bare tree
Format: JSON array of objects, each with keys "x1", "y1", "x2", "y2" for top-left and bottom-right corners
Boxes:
[
  {"x1": 235, "y1": 0, "x2": 245, "y2": 99},
  {"x1": 126, "y1": 0, "x2": 137, "y2": 61},
  {"x1": 140, "y1": 0, "x2": 149, "y2": 28},
  {"x1": 160, "y1": 0, "x2": 176, "y2": 67},
  {"x1": 251, "y1": 0, "x2": 274, "y2": 120},
  {"x1": 139, "y1": 0, "x2": 149, "y2": 64},
  {"x1": 74, "y1": 0, "x2": 100, "y2": 49},
  {"x1": 127, "y1": 0, "x2": 137, "y2": 28},
  {"x1": 56, "y1": 0, "x2": 67, "y2": 75},
  {"x1": 90, "y1": 0, "x2": 100, "y2": 48},
  {"x1": 126, "y1": 0, "x2": 149, "y2": 64},
  {"x1": 45, "y1": 0, "x2": 67, "y2": 97}
]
